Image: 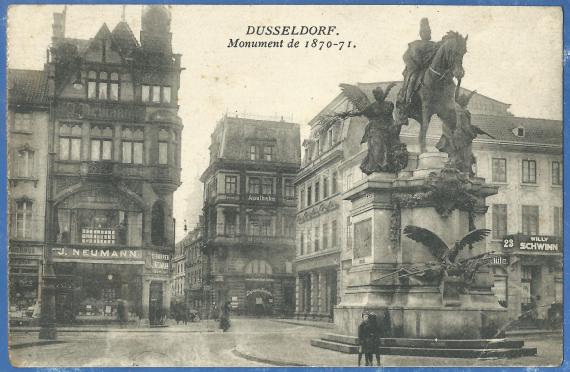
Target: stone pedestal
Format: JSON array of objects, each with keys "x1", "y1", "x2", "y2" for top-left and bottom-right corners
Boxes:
[{"x1": 334, "y1": 153, "x2": 508, "y2": 339}]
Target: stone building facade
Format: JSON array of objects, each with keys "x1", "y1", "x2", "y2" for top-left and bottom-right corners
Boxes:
[
  {"x1": 8, "y1": 69, "x2": 50, "y2": 325},
  {"x1": 200, "y1": 115, "x2": 300, "y2": 316},
  {"x1": 295, "y1": 81, "x2": 562, "y2": 324},
  {"x1": 36, "y1": 5, "x2": 183, "y2": 325}
]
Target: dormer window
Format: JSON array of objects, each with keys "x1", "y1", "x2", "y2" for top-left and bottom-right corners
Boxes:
[{"x1": 513, "y1": 126, "x2": 525, "y2": 137}]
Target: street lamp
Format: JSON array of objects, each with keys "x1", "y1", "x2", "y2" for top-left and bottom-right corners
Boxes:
[
  {"x1": 39, "y1": 108, "x2": 57, "y2": 340},
  {"x1": 38, "y1": 222, "x2": 57, "y2": 339}
]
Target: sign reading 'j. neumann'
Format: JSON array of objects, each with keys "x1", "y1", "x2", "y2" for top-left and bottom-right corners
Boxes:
[
  {"x1": 52, "y1": 247, "x2": 143, "y2": 260},
  {"x1": 503, "y1": 234, "x2": 562, "y2": 254}
]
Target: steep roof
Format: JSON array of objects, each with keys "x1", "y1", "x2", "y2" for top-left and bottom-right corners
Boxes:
[
  {"x1": 391, "y1": 114, "x2": 562, "y2": 147},
  {"x1": 8, "y1": 69, "x2": 49, "y2": 106},
  {"x1": 112, "y1": 21, "x2": 140, "y2": 55}
]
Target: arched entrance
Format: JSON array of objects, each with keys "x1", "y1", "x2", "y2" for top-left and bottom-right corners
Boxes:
[
  {"x1": 244, "y1": 259, "x2": 274, "y2": 316},
  {"x1": 245, "y1": 287, "x2": 273, "y2": 316}
]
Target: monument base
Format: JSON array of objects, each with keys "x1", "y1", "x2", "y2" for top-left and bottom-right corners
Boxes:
[
  {"x1": 337, "y1": 152, "x2": 508, "y2": 340},
  {"x1": 334, "y1": 301, "x2": 508, "y2": 339}
]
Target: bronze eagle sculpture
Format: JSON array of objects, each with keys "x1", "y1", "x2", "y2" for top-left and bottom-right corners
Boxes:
[
  {"x1": 401, "y1": 225, "x2": 492, "y2": 285},
  {"x1": 403, "y1": 225, "x2": 491, "y2": 264}
]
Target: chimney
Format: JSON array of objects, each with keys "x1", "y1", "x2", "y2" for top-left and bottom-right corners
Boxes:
[{"x1": 51, "y1": 7, "x2": 66, "y2": 42}]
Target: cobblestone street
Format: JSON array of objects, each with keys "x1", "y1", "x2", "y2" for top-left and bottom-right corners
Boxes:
[{"x1": 8, "y1": 318, "x2": 563, "y2": 368}]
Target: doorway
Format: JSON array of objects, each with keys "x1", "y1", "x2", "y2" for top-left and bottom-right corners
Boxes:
[{"x1": 149, "y1": 281, "x2": 164, "y2": 325}]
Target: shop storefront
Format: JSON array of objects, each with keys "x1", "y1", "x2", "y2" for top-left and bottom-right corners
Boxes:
[
  {"x1": 245, "y1": 282, "x2": 274, "y2": 316},
  {"x1": 8, "y1": 245, "x2": 43, "y2": 325},
  {"x1": 499, "y1": 234, "x2": 563, "y2": 326},
  {"x1": 50, "y1": 246, "x2": 170, "y2": 325}
]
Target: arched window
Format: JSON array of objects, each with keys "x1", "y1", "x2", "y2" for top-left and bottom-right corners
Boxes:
[
  {"x1": 244, "y1": 259, "x2": 273, "y2": 275},
  {"x1": 151, "y1": 201, "x2": 165, "y2": 245}
]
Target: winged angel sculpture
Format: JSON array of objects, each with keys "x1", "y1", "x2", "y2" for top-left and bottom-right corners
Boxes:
[
  {"x1": 318, "y1": 83, "x2": 408, "y2": 174},
  {"x1": 400, "y1": 225, "x2": 494, "y2": 286}
]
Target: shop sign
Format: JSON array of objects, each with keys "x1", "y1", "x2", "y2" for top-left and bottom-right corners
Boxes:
[
  {"x1": 247, "y1": 194, "x2": 276, "y2": 202},
  {"x1": 503, "y1": 235, "x2": 562, "y2": 254},
  {"x1": 246, "y1": 288, "x2": 273, "y2": 297},
  {"x1": 149, "y1": 253, "x2": 170, "y2": 274},
  {"x1": 52, "y1": 247, "x2": 143, "y2": 260},
  {"x1": 56, "y1": 102, "x2": 144, "y2": 122}
]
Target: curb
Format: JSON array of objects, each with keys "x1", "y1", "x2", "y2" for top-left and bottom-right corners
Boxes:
[
  {"x1": 505, "y1": 330, "x2": 562, "y2": 337},
  {"x1": 11, "y1": 327, "x2": 216, "y2": 333},
  {"x1": 271, "y1": 319, "x2": 335, "y2": 329},
  {"x1": 232, "y1": 348, "x2": 308, "y2": 367},
  {"x1": 10, "y1": 340, "x2": 66, "y2": 349}
]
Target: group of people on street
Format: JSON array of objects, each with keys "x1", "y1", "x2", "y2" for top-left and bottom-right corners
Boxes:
[{"x1": 357, "y1": 311, "x2": 383, "y2": 366}]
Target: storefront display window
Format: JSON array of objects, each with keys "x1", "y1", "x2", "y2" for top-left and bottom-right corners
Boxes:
[{"x1": 56, "y1": 208, "x2": 142, "y2": 246}]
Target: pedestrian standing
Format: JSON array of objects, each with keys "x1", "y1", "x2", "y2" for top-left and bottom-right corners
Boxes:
[
  {"x1": 357, "y1": 311, "x2": 373, "y2": 366},
  {"x1": 219, "y1": 301, "x2": 231, "y2": 332},
  {"x1": 368, "y1": 312, "x2": 382, "y2": 366}
]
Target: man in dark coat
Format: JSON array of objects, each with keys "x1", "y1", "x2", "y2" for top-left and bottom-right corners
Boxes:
[{"x1": 357, "y1": 311, "x2": 379, "y2": 366}]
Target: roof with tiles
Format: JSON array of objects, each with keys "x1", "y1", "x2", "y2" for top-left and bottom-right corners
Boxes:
[{"x1": 8, "y1": 69, "x2": 49, "y2": 106}]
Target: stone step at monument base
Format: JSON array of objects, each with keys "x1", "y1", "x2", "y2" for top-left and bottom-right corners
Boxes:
[{"x1": 311, "y1": 333, "x2": 537, "y2": 358}]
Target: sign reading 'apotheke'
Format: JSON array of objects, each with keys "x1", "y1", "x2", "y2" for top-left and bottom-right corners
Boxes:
[{"x1": 52, "y1": 247, "x2": 143, "y2": 260}]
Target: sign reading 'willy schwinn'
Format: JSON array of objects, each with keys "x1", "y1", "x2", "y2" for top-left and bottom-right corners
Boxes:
[
  {"x1": 503, "y1": 234, "x2": 562, "y2": 254},
  {"x1": 52, "y1": 247, "x2": 143, "y2": 260}
]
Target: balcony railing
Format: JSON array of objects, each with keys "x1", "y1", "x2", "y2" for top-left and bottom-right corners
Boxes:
[{"x1": 208, "y1": 224, "x2": 295, "y2": 243}]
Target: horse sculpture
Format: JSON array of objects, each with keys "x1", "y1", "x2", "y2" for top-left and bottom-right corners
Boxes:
[{"x1": 397, "y1": 31, "x2": 469, "y2": 154}]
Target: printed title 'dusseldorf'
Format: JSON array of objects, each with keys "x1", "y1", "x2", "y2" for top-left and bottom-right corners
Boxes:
[{"x1": 245, "y1": 25, "x2": 338, "y2": 35}]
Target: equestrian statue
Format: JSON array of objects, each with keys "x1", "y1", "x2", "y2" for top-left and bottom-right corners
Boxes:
[{"x1": 396, "y1": 18, "x2": 469, "y2": 155}]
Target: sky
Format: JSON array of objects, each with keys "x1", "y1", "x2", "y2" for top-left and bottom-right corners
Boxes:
[{"x1": 7, "y1": 5, "x2": 563, "y2": 241}]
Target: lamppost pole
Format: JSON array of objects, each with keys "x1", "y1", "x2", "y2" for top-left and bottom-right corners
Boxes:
[{"x1": 39, "y1": 98, "x2": 57, "y2": 340}]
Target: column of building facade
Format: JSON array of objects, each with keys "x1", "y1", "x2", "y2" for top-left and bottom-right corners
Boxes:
[
  {"x1": 295, "y1": 275, "x2": 301, "y2": 314},
  {"x1": 310, "y1": 272, "x2": 318, "y2": 314},
  {"x1": 319, "y1": 271, "x2": 326, "y2": 316}
]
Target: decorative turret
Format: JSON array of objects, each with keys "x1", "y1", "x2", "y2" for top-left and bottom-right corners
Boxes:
[{"x1": 140, "y1": 5, "x2": 172, "y2": 56}]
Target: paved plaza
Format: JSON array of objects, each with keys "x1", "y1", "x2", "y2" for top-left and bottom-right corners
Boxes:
[{"x1": 8, "y1": 318, "x2": 563, "y2": 368}]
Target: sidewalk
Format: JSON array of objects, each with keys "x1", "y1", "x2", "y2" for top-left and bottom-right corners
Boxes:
[{"x1": 233, "y1": 331, "x2": 563, "y2": 367}]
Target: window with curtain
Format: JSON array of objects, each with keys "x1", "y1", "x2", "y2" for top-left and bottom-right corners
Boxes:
[
  {"x1": 87, "y1": 71, "x2": 120, "y2": 101},
  {"x1": 284, "y1": 178, "x2": 295, "y2": 199},
  {"x1": 59, "y1": 123, "x2": 82, "y2": 161},
  {"x1": 225, "y1": 175, "x2": 237, "y2": 195},
  {"x1": 248, "y1": 177, "x2": 261, "y2": 194},
  {"x1": 522, "y1": 205, "x2": 539, "y2": 235},
  {"x1": 492, "y1": 204, "x2": 507, "y2": 239},
  {"x1": 90, "y1": 125, "x2": 113, "y2": 161},
  {"x1": 15, "y1": 199, "x2": 33, "y2": 239},
  {"x1": 553, "y1": 207, "x2": 562, "y2": 236},
  {"x1": 261, "y1": 177, "x2": 273, "y2": 195},
  {"x1": 122, "y1": 127, "x2": 144, "y2": 164},
  {"x1": 15, "y1": 149, "x2": 34, "y2": 177},
  {"x1": 552, "y1": 161, "x2": 562, "y2": 186},
  {"x1": 492, "y1": 158, "x2": 507, "y2": 182},
  {"x1": 263, "y1": 146, "x2": 273, "y2": 161},
  {"x1": 158, "y1": 129, "x2": 170, "y2": 165},
  {"x1": 331, "y1": 220, "x2": 338, "y2": 247},
  {"x1": 522, "y1": 160, "x2": 537, "y2": 184}
]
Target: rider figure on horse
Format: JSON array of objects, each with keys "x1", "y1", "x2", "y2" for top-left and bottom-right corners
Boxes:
[{"x1": 397, "y1": 18, "x2": 439, "y2": 115}]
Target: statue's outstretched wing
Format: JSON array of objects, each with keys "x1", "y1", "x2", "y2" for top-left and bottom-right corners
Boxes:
[
  {"x1": 340, "y1": 84, "x2": 371, "y2": 112},
  {"x1": 457, "y1": 229, "x2": 491, "y2": 251},
  {"x1": 403, "y1": 225, "x2": 449, "y2": 260}
]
